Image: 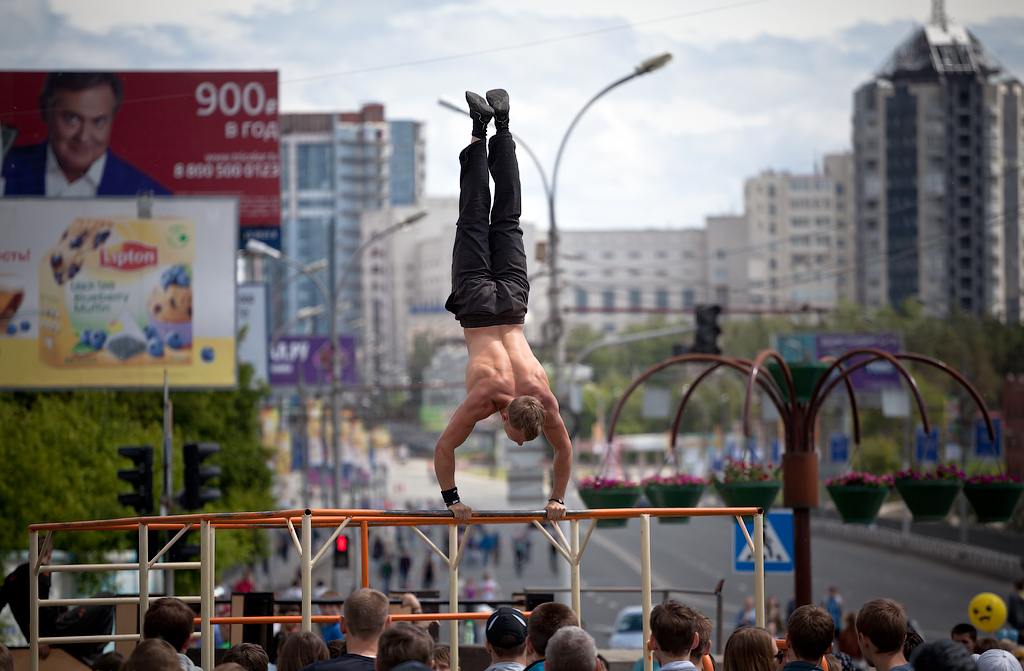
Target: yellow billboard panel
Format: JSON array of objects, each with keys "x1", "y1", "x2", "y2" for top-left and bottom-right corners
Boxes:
[{"x1": 0, "y1": 198, "x2": 237, "y2": 389}]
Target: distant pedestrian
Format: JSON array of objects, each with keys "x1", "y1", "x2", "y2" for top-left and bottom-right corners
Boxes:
[
  {"x1": 399, "y1": 550, "x2": 412, "y2": 589},
  {"x1": 422, "y1": 557, "x2": 435, "y2": 591},
  {"x1": 735, "y1": 597, "x2": 756, "y2": 628},
  {"x1": 1007, "y1": 580, "x2": 1024, "y2": 643},
  {"x1": 822, "y1": 587, "x2": 843, "y2": 637},
  {"x1": 381, "y1": 554, "x2": 394, "y2": 596},
  {"x1": 482, "y1": 572, "x2": 500, "y2": 601}
]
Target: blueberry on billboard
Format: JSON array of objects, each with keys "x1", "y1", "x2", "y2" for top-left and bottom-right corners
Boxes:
[
  {"x1": 0, "y1": 198, "x2": 237, "y2": 389},
  {"x1": 0, "y1": 70, "x2": 280, "y2": 249}
]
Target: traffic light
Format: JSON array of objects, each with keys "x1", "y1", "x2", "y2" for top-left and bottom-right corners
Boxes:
[
  {"x1": 334, "y1": 534, "x2": 350, "y2": 569},
  {"x1": 117, "y1": 445, "x2": 154, "y2": 515},
  {"x1": 178, "y1": 442, "x2": 222, "y2": 511},
  {"x1": 691, "y1": 305, "x2": 722, "y2": 355}
]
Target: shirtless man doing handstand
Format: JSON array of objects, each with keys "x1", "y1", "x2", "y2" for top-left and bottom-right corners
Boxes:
[{"x1": 435, "y1": 89, "x2": 571, "y2": 522}]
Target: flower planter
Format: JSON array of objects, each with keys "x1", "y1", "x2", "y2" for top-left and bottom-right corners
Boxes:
[
  {"x1": 963, "y1": 482, "x2": 1024, "y2": 523},
  {"x1": 715, "y1": 481, "x2": 781, "y2": 520},
  {"x1": 644, "y1": 483, "x2": 706, "y2": 524},
  {"x1": 826, "y1": 485, "x2": 890, "y2": 524},
  {"x1": 578, "y1": 487, "x2": 642, "y2": 528},
  {"x1": 894, "y1": 479, "x2": 962, "y2": 522},
  {"x1": 765, "y1": 362, "x2": 831, "y2": 404}
]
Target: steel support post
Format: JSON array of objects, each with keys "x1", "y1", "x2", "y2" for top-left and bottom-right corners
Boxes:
[
  {"x1": 754, "y1": 512, "x2": 765, "y2": 627},
  {"x1": 200, "y1": 520, "x2": 213, "y2": 671},
  {"x1": 641, "y1": 514, "x2": 653, "y2": 671},
  {"x1": 449, "y1": 524, "x2": 460, "y2": 671},
  {"x1": 302, "y1": 513, "x2": 312, "y2": 631}
]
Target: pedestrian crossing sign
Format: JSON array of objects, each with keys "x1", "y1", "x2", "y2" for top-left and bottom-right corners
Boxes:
[{"x1": 733, "y1": 509, "x2": 794, "y2": 574}]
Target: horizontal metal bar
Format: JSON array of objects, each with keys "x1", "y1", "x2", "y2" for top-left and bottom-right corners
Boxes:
[
  {"x1": 44, "y1": 561, "x2": 200, "y2": 573},
  {"x1": 41, "y1": 597, "x2": 140, "y2": 606},
  {"x1": 39, "y1": 634, "x2": 140, "y2": 644},
  {"x1": 522, "y1": 587, "x2": 721, "y2": 595}
]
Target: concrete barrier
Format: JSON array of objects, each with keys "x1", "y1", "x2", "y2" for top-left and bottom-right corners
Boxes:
[{"x1": 811, "y1": 517, "x2": 1024, "y2": 581}]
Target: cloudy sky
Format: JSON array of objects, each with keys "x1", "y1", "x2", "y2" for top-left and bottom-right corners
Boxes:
[{"x1": 4, "y1": 0, "x2": 1024, "y2": 232}]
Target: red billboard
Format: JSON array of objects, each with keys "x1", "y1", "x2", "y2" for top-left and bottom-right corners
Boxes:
[{"x1": 0, "y1": 71, "x2": 280, "y2": 249}]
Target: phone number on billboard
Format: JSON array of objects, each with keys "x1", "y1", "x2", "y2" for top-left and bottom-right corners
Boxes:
[{"x1": 172, "y1": 162, "x2": 281, "y2": 180}]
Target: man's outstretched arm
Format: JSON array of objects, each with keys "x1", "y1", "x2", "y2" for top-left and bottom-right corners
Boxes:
[
  {"x1": 542, "y1": 402, "x2": 573, "y2": 522},
  {"x1": 434, "y1": 389, "x2": 495, "y2": 521}
]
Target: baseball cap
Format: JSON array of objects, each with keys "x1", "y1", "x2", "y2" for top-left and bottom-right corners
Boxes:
[{"x1": 486, "y1": 606, "x2": 527, "y2": 648}]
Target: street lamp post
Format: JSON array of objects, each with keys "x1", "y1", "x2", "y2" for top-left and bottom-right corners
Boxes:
[
  {"x1": 249, "y1": 209, "x2": 427, "y2": 511},
  {"x1": 548, "y1": 52, "x2": 672, "y2": 399}
]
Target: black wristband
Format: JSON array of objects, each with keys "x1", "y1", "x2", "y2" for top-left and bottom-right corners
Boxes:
[
  {"x1": 549, "y1": 498, "x2": 564, "y2": 505},
  {"x1": 441, "y1": 487, "x2": 460, "y2": 506}
]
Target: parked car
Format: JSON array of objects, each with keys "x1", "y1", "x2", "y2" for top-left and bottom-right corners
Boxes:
[{"x1": 609, "y1": 605, "x2": 645, "y2": 649}]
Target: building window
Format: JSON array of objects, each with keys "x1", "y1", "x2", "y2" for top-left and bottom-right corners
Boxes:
[
  {"x1": 682, "y1": 289, "x2": 695, "y2": 307},
  {"x1": 629, "y1": 289, "x2": 641, "y2": 309},
  {"x1": 769, "y1": 258, "x2": 777, "y2": 270},
  {"x1": 603, "y1": 290, "x2": 615, "y2": 308},
  {"x1": 714, "y1": 267, "x2": 728, "y2": 279},
  {"x1": 655, "y1": 289, "x2": 668, "y2": 308},
  {"x1": 716, "y1": 249, "x2": 726, "y2": 260},
  {"x1": 575, "y1": 289, "x2": 587, "y2": 308},
  {"x1": 297, "y1": 144, "x2": 332, "y2": 190},
  {"x1": 792, "y1": 218, "x2": 810, "y2": 228}
]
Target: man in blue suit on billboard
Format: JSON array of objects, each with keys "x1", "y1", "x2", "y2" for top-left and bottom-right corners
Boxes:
[{"x1": 2, "y1": 72, "x2": 171, "y2": 197}]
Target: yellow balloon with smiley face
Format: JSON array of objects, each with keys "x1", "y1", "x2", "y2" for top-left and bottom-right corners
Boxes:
[{"x1": 968, "y1": 593, "x2": 1007, "y2": 632}]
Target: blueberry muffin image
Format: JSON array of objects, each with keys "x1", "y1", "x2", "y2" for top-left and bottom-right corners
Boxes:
[
  {"x1": 47, "y1": 218, "x2": 114, "y2": 285},
  {"x1": 146, "y1": 265, "x2": 192, "y2": 349}
]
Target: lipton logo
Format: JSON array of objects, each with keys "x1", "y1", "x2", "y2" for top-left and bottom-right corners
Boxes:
[{"x1": 99, "y1": 242, "x2": 158, "y2": 270}]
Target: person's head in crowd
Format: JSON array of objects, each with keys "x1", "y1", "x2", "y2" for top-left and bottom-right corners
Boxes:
[
  {"x1": 696, "y1": 612, "x2": 714, "y2": 660},
  {"x1": 342, "y1": 588, "x2": 392, "y2": 654},
  {"x1": 328, "y1": 639, "x2": 347, "y2": 659},
  {"x1": 855, "y1": 599, "x2": 907, "y2": 671},
  {"x1": 223, "y1": 642, "x2": 270, "y2": 671},
  {"x1": 975, "y1": 649, "x2": 1020, "y2": 671},
  {"x1": 723, "y1": 627, "x2": 778, "y2": 671},
  {"x1": 843, "y1": 613, "x2": 857, "y2": 632},
  {"x1": 525, "y1": 601, "x2": 578, "y2": 663},
  {"x1": 0, "y1": 643, "x2": 12, "y2": 671},
  {"x1": 788, "y1": 605, "x2": 835, "y2": 663},
  {"x1": 951, "y1": 623, "x2": 978, "y2": 652},
  {"x1": 433, "y1": 645, "x2": 454, "y2": 671},
  {"x1": 376, "y1": 622, "x2": 435, "y2": 671},
  {"x1": 91, "y1": 650, "x2": 124, "y2": 671},
  {"x1": 485, "y1": 606, "x2": 529, "y2": 664},
  {"x1": 649, "y1": 600, "x2": 705, "y2": 665},
  {"x1": 37, "y1": 72, "x2": 125, "y2": 183},
  {"x1": 143, "y1": 597, "x2": 196, "y2": 654},
  {"x1": 974, "y1": 639, "x2": 1000, "y2": 654},
  {"x1": 825, "y1": 654, "x2": 842, "y2": 671},
  {"x1": 402, "y1": 592, "x2": 438, "y2": 630},
  {"x1": 277, "y1": 630, "x2": 329, "y2": 671},
  {"x1": 122, "y1": 639, "x2": 181, "y2": 671},
  {"x1": 214, "y1": 665, "x2": 247, "y2": 671},
  {"x1": 909, "y1": 639, "x2": 977, "y2": 671},
  {"x1": 903, "y1": 629, "x2": 924, "y2": 660},
  {"x1": 833, "y1": 652, "x2": 857, "y2": 671},
  {"x1": 596, "y1": 654, "x2": 609, "y2": 671},
  {"x1": 546, "y1": 626, "x2": 598, "y2": 671}
]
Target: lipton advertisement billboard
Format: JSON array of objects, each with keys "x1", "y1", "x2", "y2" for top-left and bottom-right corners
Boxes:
[
  {"x1": 0, "y1": 70, "x2": 279, "y2": 249},
  {"x1": 0, "y1": 197, "x2": 237, "y2": 389}
]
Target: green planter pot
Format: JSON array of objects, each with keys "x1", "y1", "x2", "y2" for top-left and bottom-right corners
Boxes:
[
  {"x1": 765, "y1": 362, "x2": 831, "y2": 404},
  {"x1": 963, "y1": 482, "x2": 1024, "y2": 523},
  {"x1": 643, "y1": 483, "x2": 707, "y2": 524},
  {"x1": 894, "y1": 479, "x2": 962, "y2": 522},
  {"x1": 578, "y1": 487, "x2": 642, "y2": 528},
  {"x1": 715, "y1": 481, "x2": 781, "y2": 520},
  {"x1": 826, "y1": 485, "x2": 889, "y2": 524}
]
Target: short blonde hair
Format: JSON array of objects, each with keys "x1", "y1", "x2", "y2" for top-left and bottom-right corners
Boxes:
[
  {"x1": 343, "y1": 588, "x2": 389, "y2": 640},
  {"x1": 508, "y1": 396, "x2": 546, "y2": 441}
]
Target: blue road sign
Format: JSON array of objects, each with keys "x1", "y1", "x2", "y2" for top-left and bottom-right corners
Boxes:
[
  {"x1": 829, "y1": 434, "x2": 849, "y2": 462},
  {"x1": 733, "y1": 509, "x2": 794, "y2": 574},
  {"x1": 974, "y1": 417, "x2": 1002, "y2": 457},
  {"x1": 915, "y1": 426, "x2": 940, "y2": 463}
]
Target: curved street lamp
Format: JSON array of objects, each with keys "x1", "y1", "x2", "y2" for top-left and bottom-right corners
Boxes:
[{"x1": 548, "y1": 52, "x2": 672, "y2": 398}]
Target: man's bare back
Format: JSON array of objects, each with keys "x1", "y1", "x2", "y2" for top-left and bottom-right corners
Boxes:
[{"x1": 436, "y1": 90, "x2": 571, "y2": 521}]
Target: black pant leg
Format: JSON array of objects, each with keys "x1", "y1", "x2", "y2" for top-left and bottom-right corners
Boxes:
[
  {"x1": 446, "y1": 140, "x2": 497, "y2": 321},
  {"x1": 487, "y1": 132, "x2": 529, "y2": 320}
]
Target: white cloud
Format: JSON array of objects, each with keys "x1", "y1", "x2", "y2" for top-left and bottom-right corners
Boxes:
[{"x1": 3, "y1": 0, "x2": 1023, "y2": 232}]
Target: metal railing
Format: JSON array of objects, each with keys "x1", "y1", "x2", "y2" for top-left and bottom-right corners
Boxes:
[{"x1": 28, "y1": 506, "x2": 766, "y2": 671}]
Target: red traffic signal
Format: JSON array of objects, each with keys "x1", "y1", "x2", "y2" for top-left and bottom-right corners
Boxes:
[{"x1": 336, "y1": 535, "x2": 348, "y2": 552}]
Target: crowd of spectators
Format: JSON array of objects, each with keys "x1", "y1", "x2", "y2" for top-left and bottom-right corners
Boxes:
[{"x1": 5, "y1": 581, "x2": 1019, "y2": 671}]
